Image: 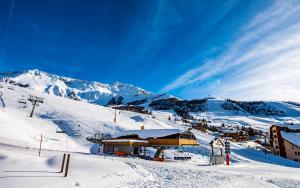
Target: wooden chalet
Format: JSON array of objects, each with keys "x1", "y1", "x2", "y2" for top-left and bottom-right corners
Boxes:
[
  {"x1": 191, "y1": 119, "x2": 207, "y2": 132},
  {"x1": 219, "y1": 130, "x2": 248, "y2": 142}
]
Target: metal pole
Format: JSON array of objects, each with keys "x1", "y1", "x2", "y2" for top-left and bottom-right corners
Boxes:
[
  {"x1": 30, "y1": 100, "x2": 37, "y2": 117},
  {"x1": 60, "y1": 154, "x2": 66, "y2": 173},
  {"x1": 64, "y1": 154, "x2": 70, "y2": 177},
  {"x1": 38, "y1": 134, "x2": 42, "y2": 156},
  {"x1": 0, "y1": 91, "x2": 5, "y2": 108},
  {"x1": 226, "y1": 154, "x2": 230, "y2": 165},
  {"x1": 114, "y1": 108, "x2": 116, "y2": 123}
]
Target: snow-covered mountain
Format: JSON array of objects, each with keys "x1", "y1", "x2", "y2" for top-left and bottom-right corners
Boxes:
[
  {"x1": 1, "y1": 69, "x2": 300, "y2": 128},
  {"x1": 0, "y1": 69, "x2": 171, "y2": 105}
]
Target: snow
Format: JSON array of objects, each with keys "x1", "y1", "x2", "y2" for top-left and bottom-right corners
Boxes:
[
  {"x1": 2, "y1": 69, "x2": 300, "y2": 132},
  {"x1": 114, "y1": 129, "x2": 186, "y2": 139},
  {"x1": 119, "y1": 155, "x2": 300, "y2": 188},
  {"x1": 1, "y1": 75, "x2": 300, "y2": 187},
  {"x1": 102, "y1": 139, "x2": 149, "y2": 143},
  {"x1": 189, "y1": 98, "x2": 300, "y2": 131},
  {"x1": 281, "y1": 132, "x2": 300, "y2": 147},
  {"x1": 0, "y1": 147, "x2": 146, "y2": 188},
  {"x1": 0, "y1": 69, "x2": 159, "y2": 105}
]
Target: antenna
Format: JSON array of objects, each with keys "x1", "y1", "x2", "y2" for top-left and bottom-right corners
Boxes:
[{"x1": 28, "y1": 95, "x2": 44, "y2": 117}]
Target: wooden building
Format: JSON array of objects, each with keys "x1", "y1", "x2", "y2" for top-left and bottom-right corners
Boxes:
[
  {"x1": 270, "y1": 124, "x2": 300, "y2": 162},
  {"x1": 101, "y1": 129, "x2": 198, "y2": 159},
  {"x1": 191, "y1": 119, "x2": 207, "y2": 132},
  {"x1": 219, "y1": 130, "x2": 248, "y2": 142}
]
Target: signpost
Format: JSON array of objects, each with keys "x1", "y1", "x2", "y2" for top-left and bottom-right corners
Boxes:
[{"x1": 225, "y1": 141, "x2": 230, "y2": 166}]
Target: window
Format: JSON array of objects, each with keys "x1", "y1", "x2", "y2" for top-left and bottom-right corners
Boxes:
[
  {"x1": 298, "y1": 152, "x2": 300, "y2": 155},
  {"x1": 276, "y1": 151, "x2": 279, "y2": 155},
  {"x1": 276, "y1": 146, "x2": 279, "y2": 149},
  {"x1": 273, "y1": 130, "x2": 276, "y2": 133},
  {"x1": 274, "y1": 135, "x2": 277, "y2": 138},
  {"x1": 295, "y1": 152, "x2": 298, "y2": 156},
  {"x1": 292, "y1": 145, "x2": 294, "y2": 149}
]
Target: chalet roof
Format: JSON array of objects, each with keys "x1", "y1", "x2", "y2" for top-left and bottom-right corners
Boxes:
[
  {"x1": 281, "y1": 131, "x2": 300, "y2": 147},
  {"x1": 114, "y1": 129, "x2": 188, "y2": 139}
]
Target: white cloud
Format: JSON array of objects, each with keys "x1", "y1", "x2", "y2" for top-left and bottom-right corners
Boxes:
[{"x1": 160, "y1": 0, "x2": 300, "y2": 101}]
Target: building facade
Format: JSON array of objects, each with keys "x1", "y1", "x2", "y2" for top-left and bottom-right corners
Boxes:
[{"x1": 269, "y1": 124, "x2": 300, "y2": 162}]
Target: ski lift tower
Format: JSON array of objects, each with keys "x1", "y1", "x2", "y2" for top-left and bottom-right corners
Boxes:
[
  {"x1": 28, "y1": 95, "x2": 44, "y2": 117},
  {"x1": 0, "y1": 91, "x2": 5, "y2": 108}
]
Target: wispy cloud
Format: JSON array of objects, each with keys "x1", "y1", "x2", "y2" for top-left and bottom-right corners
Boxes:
[
  {"x1": 0, "y1": 0, "x2": 15, "y2": 66},
  {"x1": 160, "y1": 0, "x2": 300, "y2": 101}
]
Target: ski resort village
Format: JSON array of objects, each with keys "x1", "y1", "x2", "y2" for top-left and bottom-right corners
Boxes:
[{"x1": 0, "y1": 70, "x2": 300, "y2": 188}]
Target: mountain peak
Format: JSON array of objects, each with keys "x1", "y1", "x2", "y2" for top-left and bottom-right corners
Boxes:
[{"x1": 0, "y1": 69, "x2": 160, "y2": 105}]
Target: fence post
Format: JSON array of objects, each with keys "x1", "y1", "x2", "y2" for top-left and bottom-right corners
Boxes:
[
  {"x1": 38, "y1": 134, "x2": 42, "y2": 156},
  {"x1": 64, "y1": 154, "x2": 70, "y2": 177},
  {"x1": 60, "y1": 154, "x2": 66, "y2": 173}
]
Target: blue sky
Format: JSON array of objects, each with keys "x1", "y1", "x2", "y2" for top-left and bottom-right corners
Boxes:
[{"x1": 1, "y1": 0, "x2": 300, "y2": 101}]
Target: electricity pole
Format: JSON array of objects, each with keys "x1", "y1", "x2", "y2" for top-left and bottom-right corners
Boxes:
[{"x1": 28, "y1": 95, "x2": 44, "y2": 117}]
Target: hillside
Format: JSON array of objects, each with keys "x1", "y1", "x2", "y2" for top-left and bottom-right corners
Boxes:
[
  {"x1": 1, "y1": 69, "x2": 300, "y2": 133},
  {"x1": 1, "y1": 80, "x2": 300, "y2": 187}
]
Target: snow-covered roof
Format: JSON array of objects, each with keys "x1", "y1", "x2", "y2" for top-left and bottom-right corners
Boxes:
[
  {"x1": 102, "y1": 139, "x2": 148, "y2": 143},
  {"x1": 191, "y1": 120, "x2": 201, "y2": 124},
  {"x1": 114, "y1": 129, "x2": 187, "y2": 139},
  {"x1": 276, "y1": 124, "x2": 300, "y2": 130},
  {"x1": 209, "y1": 138, "x2": 224, "y2": 146},
  {"x1": 281, "y1": 131, "x2": 300, "y2": 147},
  {"x1": 222, "y1": 129, "x2": 239, "y2": 133},
  {"x1": 286, "y1": 125, "x2": 300, "y2": 130}
]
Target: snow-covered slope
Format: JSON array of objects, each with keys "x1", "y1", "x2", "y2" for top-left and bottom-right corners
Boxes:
[
  {"x1": 1, "y1": 78, "x2": 300, "y2": 188},
  {"x1": 0, "y1": 69, "x2": 170, "y2": 105},
  {"x1": 147, "y1": 97, "x2": 300, "y2": 131},
  {"x1": 0, "y1": 82, "x2": 175, "y2": 150},
  {"x1": 190, "y1": 98, "x2": 300, "y2": 131}
]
